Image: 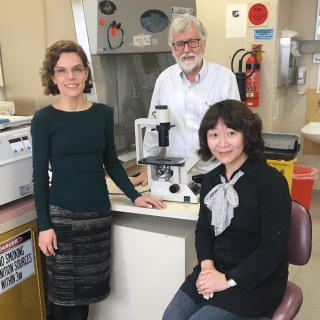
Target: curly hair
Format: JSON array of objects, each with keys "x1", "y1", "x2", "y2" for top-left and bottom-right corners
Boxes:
[
  {"x1": 40, "y1": 40, "x2": 93, "y2": 95},
  {"x1": 198, "y1": 100, "x2": 265, "y2": 161}
]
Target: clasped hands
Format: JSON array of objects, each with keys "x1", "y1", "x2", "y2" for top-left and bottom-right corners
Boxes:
[{"x1": 196, "y1": 269, "x2": 231, "y2": 300}]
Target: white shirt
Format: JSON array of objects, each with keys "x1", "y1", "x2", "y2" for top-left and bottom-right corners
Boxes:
[{"x1": 143, "y1": 58, "x2": 240, "y2": 175}]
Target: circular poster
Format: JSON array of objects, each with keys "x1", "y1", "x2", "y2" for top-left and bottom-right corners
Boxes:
[{"x1": 248, "y1": 3, "x2": 268, "y2": 26}]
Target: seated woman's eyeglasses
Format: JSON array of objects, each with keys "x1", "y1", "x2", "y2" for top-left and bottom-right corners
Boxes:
[
  {"x1": 172, "y1": 39, "x2": 200, "y2": 51},
  {"x1": 54, "y1": 66, "x2": 86, "y2": 77}
]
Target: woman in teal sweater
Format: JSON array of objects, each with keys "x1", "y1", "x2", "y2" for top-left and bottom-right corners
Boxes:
[{"x1": 32, "y1": 40, "x2": 165, "y2": 320}]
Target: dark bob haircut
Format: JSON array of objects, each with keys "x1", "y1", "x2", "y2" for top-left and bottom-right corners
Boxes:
[
  {"x1": 198, "y1": 99, "x2": 264, "y2": 161},
  {"x1": 40, "y1": 40, "x2": 93, "y2": 96}
]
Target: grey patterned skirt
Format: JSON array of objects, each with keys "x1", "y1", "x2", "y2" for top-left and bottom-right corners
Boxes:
[{"x1": 46, "y1": 204, "x2": 112, "y2": 306}]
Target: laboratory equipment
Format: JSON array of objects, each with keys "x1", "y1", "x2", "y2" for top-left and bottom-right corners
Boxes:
[
  {"x1": 0, "y1": 101, "x2": 15, "y2": 115},
  {"x1": 70, "y1": 0, "x2": 197, "y2": 157},
  {"x1": 262, "y1": 132, "x2": 300, "y2": 161},
  {"x1": 245, "y1": 45, "x2": 264, "y2": 107},
  {"x1": 0, "y1": 115, "x2": 33, "y2": 206},
  {"x1": 278, "y1": 37, "x2": 320, "y2": 86},
  {"x1": 135, "y1": 106, "x2": 201, "y2": 203},
  {"x1": 278, "y1": 38, "x2": 298, "y2": 87},
  {"x1": 0, "y1": 113, "x2": 46, "y2": 319}
]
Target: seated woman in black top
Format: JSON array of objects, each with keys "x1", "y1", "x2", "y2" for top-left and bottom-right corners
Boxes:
[{"x1": 163, "y1": 100, "x2": 291, "y2": 320}]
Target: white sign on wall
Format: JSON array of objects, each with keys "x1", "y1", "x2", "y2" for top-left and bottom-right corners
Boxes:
[
  {"x1": 0, "y1": 229, "x2": 36, "y2": 295},
  {"x1": 226, "y1": 4, "x2": 248, "y2": 38},
  {"x1": 170, "y1": 7, "x2": 194, "y2": 21}
]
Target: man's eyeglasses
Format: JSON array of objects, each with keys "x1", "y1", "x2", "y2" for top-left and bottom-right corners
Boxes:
[
  {"x1": 172, "y1": 39, "x2": 200, "y2": 51},
  {"x1": 54, "y1": 66, "x2": 86, "y2": 77}
]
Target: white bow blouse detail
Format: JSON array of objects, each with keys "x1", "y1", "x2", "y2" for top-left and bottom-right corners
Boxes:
[{"x1": 204, "y1": 170, "x2": 245, "y2": 236}]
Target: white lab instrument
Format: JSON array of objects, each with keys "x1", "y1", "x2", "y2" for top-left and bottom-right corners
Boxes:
[
  {"x1": 135, "y1": 106, "x2": 201, "y2": 203},
  {"x1": 0, "y1": 114, "x2": 45, "y2": 319},
  {"x1": 0, "y1": 114, "x2": 33, "y2": 206}
]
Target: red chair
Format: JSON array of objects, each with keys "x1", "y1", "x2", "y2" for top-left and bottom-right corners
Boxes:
[{"x1": 261, "y1": 200, "x2": 312, "y2": 320}]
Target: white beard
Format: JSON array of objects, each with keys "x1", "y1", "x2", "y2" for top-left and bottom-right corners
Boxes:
[{"x1": 174, "y1": 52, "x2": 204, "y2": 73}]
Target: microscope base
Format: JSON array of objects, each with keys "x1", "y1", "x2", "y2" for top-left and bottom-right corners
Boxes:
[{"x1": 149, "y1": 181, "x2": 199, "y2": 204}]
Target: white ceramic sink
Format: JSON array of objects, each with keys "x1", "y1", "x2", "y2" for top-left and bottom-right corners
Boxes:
[{"x1": 301, "y1": 122, "x2": 320, "y2": 143}]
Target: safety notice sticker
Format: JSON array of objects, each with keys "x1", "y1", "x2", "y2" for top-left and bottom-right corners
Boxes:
[
  {"x1": 248, "y1": 3, "x2": 269, "y2": 26},
  {"x1": 134, "y1": 34, "x2": 152, "y2": 47},
  {"x1": 0, "y1": 229, "x2": 36, "y2": 295},
  {"x1": 254, "y1": 28, "x2": 274, "y2": 41}
]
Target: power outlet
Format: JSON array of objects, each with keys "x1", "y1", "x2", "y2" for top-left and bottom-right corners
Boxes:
[{"x1": 0, "y1": 101, "x2": 15, "y2": 114}]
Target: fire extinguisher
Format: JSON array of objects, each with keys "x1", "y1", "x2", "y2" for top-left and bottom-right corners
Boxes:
[
  {"x1": 245, "y1": 45, "x2": 264, "y2": 107},
  {"x1": 231, "y1": 49, "x2": 257, "y2": 103}
]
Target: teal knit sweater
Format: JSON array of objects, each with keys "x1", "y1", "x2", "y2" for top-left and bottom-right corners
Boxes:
[{"x1": 31, "y1": 103, "x2": 141, "y2": 231}]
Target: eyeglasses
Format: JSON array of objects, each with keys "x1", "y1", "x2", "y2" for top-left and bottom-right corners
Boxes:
[
  {"x1": 172, "y1": 39, "x2": 200, "y2": 51},
  {"x1": 54, "y1": 66, "x2": 86, "y2": 77}
]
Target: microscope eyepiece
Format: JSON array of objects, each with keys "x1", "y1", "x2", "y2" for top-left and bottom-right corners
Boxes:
[
  {"x1": 154, "y1": 105, "x2": 172, "y2": 147},
  {"x1": 155, "y1": 105, "x2": 168, "y2": 109}
]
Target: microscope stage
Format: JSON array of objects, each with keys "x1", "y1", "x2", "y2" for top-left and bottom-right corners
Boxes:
[{"x1": 138, "y1": 156, "x2": 186, "y2": 166}]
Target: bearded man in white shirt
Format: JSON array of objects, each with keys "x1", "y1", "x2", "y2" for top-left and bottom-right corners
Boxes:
[{"x1": 132, "y1": 13, "x2": 240, "y2": 187}]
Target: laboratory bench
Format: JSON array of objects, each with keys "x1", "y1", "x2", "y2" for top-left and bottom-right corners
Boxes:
[
  {"x1": 0, "y1": 181, "x2": 199, "y2": 320},
  {"x1": 108, "y1": 177, "x2": 200, "y2": 221},
  {"x1": 87, "y1": 179, "x2": 199, "y2": 320}
]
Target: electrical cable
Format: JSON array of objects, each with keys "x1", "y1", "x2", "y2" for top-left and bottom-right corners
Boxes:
[
  {"x1": 109, "y1": 190, "x2": 150, "y2": 195},
  {"x1": 107, "y1": 21, "x2": 124, "y2": 49},
  {"x1": 231, "y1": 49, "x2": 257, "y2": 79}
]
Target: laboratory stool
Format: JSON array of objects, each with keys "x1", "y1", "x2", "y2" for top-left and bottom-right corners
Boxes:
[{"x1": 260, "y1": 200, "x2": 312, "y2": 320}]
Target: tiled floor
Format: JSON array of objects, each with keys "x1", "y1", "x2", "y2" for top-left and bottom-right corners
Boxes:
[{"x1": 288, "y1": 190, "x2": 320, "y2": 319}]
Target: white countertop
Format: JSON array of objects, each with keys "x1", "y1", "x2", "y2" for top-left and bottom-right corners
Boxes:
[{"x1": 107, "y1": 178, "x2": 199, "y2": 221}]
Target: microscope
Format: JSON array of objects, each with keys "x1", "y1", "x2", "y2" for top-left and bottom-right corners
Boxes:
[{"x1": 135, "y1": 105, "x2": 201, "y2": 203}]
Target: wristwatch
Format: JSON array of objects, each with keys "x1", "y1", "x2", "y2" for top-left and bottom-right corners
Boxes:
[{"x1": 225, "y1": 272, "x2": 237, "y2": 287}]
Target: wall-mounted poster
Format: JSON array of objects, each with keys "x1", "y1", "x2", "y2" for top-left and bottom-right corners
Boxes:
[
  {"x1": 248, "y1": 3, "x2": 269, "y2": 27},
  {"x1": 226, "y1": 4, "x2": 248, "y2": 38}
]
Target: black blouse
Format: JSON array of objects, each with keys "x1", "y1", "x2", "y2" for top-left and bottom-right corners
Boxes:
[{"x1": 180, "y1": 157, "x2": 291, "y2": 318}]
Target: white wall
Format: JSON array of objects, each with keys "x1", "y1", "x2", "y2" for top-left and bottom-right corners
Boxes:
[
  {"x1": 272, "y1": 0, "x2": 293, "y2": 133},
  {"x1": 197, "y1": 0, "x2": 320, "y2": 190},
  {"x1": 280, "y1": 0, "x2": 320, "y2": 190},
  {"x1": 0, "y1": 0, "x2": 77, "y2": 115},
  {"x1": 197, "y1": 0, "x2": 280, "y2": 132},
  {"x1": 0, "y1": 0, "x2": 280, "y2": 128},
  {"x1": 2, "y1": 0, "x2": 320, "y2": 189}
]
